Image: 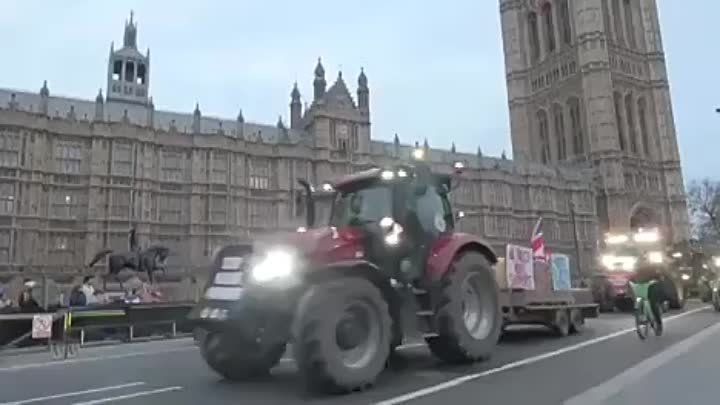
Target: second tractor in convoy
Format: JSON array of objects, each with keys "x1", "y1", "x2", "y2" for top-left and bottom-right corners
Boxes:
[
  {"x1": 592, "y1": 229, "x2": 686, "y2": 312},
  {"x1": 189, "y1": 148, "x2": 597, "y2": 395}
]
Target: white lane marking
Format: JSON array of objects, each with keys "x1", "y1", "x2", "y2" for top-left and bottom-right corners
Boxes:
[
  {"x1": 374, "y1": 306, "x2": 711, "y2": 405},
  {"x1": 0, "y1": 346, "x2": 195, "y2": 373},
  {"x1": 564, "y1": 319, "x2": 720, "y2": 405},
  {"x1": 0, "y1": 382, "x2": 146, "y2": 405},
  {"x1": 70, "y1": 386, "x2": 183, "y2": 405}
]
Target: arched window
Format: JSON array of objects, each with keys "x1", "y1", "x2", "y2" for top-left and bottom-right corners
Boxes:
[
  {"x1": 568, "y1": 97, "x2": 584, "y2": 155},
  {"x1": 558, "y1": 0, "x2": 572, "y2": 45},
  {"x1": 623, "y1": 0, "x2": 636, "y2": 48},
  {"x1": 537, "y1": 110, "x2": 551, "y2": 164},
  {"x1": 612, "y1": 0, "x2": 625, "y2": 46},
  {"x1": 638, "y1": 97, "x2": 650, "y2": 156},
  {"x1": 543, "y1": 3, "x2": 556, "y2": 53},
  {"x1": 625, "y1": 93, "x2": 637, "y2": 154},
  {"x1": 553, "y1": 104, "x2": 567, "y2": 160},
  {"x1": 614, "y1": 92, "x2": 626, "y2": 151},
  {"x1": 528, "y1": 12, "x2": 540, "y2": 62}
]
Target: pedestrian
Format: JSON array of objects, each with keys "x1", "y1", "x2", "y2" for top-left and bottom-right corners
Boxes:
[
  {"x1": 80, "y1": 276, "x2": 99, "y2": 306},
  {"x1": 18, "y1": 282, "x2": 41, "y2": 313},
  {"x1": 0, "y1": 285, "x2": 12, "y2": 312}
]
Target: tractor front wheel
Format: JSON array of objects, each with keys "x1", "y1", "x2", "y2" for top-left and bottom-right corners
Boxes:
[
  {"x1": 292, "y1": 277, "x2": 392, "y2": 394},
  {"x1": 200, "y1": 331, "x2": 286, "y2": 381},
  {"x1": 426, "y1": 251, "x2": 502, "y2": 364}
]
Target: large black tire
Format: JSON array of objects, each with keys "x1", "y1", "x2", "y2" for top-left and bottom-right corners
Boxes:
[
  {"x1": 426, "y1": 251, "x2": 502, "y2": 364},
  {"x1": 292, "y1": 277, "x2": 392, "y2": 394},
  {"x1": 200, "y1": 331, "x2": 286, "y2": 381},
  {"x1": 667, "y1": 279, "x2": 686, "y2": 310}
]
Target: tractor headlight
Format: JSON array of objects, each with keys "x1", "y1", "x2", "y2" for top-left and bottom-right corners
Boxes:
[
  {"x1": 647, "y1": 251, "x2": 663, "y2": 264},
  {"x1": 681, "y1": 274, "x2": 691, "y2": 281},
  {"x1": 250, "y1": 249, "x2": 298, "y2": 283}
]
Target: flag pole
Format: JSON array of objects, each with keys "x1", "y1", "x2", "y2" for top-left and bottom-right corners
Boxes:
[{"x1": 570, "y1": 199, "x2": 582, "y2": 282}]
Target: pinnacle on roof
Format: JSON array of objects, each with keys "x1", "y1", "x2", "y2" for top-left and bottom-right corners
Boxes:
[
  {"x1": 40, "y1": 80, "x2": 49, "y2": 97},
  {"x1": 237, "y1": 109, "x2": 244, "y2": 122},
  {"x1": 394, "y1": 133, "x2": 399, "y2": 144},
  {"x1": 96, "y1": 89, "x2": 103, "y2": 103},
  {"x1": 123, "y1": 10, "x2": 138, "y2": 48},
  {"x1": 451, "y1": 142, "x2": 456, "y2": 154},
  {"x1": 291, "y1": 82, "x2": 301, "y2": 101},
  {"x1": 314, "y1": 57, "x2": 325, "y2": 77},
  {"x1": 277, "y1": 115, "x2": 285, "y2": 129},
  {"x1": 358, "y1": 68, "x2": 368, "y2": 89},
  {"x1": 193, "y1": 102, "x2": 201, "y2": 115}
]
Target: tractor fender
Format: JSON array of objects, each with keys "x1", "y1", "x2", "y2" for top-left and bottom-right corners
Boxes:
[{"x1": 425, "y1": 233, "x2": 497, "y2": 281}]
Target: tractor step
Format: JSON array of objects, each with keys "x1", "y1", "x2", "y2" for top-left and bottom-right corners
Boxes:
[
  {"x1": 421, "y1": 332, "x2": 439, "y2": 338},
  {"x1": 415, "y1": 310, "x2": 435, "y2": 316},
  {"x1": 412, "y1": 287, "x2": 428, "y2": 295}
]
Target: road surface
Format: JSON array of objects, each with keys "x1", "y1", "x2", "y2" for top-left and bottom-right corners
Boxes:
[{"x1": 0, "y1": 300, "x2": 717, "y2": 405}]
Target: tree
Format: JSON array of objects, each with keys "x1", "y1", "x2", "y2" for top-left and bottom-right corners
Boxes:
[{"x1": 687, "y1": 179, "x2": 720, "y2": 243}]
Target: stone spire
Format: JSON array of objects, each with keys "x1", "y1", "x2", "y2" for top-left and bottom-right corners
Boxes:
[
  {"x1": 393, "y1": 133, "x2": 400, "y2": 158},
  {"x1": 124, "y1": 10, "x2": 138, "y2": 48},
  {"x1": 313, "y1": 57, "x2": 326, "y2": 101},
  {"x1": 146, "y1": 97, "x2": 155, "y2": 126},
  {"x1": 451, "y1": 142, "x2": 456, "y2": 154},
  {"x1": 192, "y1": 103, "x2": 201, "y2": 134},
  {"x1": 357, "y1": 68, "x2": 369, "y2": 113},
  {"x1": 94, "y1": 89, "x2": 104, "y2": 121},
  {"x1": 290, "y1": 82, "x2": 302, "y2": 129},
  {"x1": 236, "y1": 109, "x2": 244, "y2": 139},
  {"x1": 39, "y1": 80, "x2": 49, "y2": 115}
]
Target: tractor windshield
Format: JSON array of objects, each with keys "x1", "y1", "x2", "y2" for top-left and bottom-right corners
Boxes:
[{"x1": 329, "y1": 184, "x2": 392, "y2": 228}]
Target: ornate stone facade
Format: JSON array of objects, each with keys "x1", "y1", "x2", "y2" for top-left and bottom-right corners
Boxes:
[
  {"x1": 0, "y1": 13, "x2": 597, "y2": 281},
  {"x1": 499, "y1": 0, "x2": 689, "y2": 242}
]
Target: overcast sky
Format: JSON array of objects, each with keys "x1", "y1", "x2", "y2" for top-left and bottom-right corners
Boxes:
[{"x1": 0, "y1": 1, "x2": 717, "y2": 182}]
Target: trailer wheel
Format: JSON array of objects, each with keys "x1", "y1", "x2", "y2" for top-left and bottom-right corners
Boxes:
[
  {"x1": 200, "y1": 331, "x2": 286, "y2": 381},
  {"x1": 293, "y1": 277, "x2": 392, "y2": 394},
  {"x1": 426, "y1": 251, "x2": 502, "y2": 364},
  {"x1": 551, "y1": 309, "x2": 570, "y2": 337},
  {"x1": 569, "y1": 308, "x2": 585, "y2": 334},
  {"x1": 668, "y1": 282, "x2": 686, "y2": 310}
]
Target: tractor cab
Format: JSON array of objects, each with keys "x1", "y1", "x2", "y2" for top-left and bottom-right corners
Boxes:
[{"x1": 299, "y1": 153, "x2": 464, "y2": 283}]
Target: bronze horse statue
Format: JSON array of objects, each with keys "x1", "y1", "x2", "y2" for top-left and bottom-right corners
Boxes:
[{"x1": 88, "y1": 228, "x2": 171, "y2": 288}]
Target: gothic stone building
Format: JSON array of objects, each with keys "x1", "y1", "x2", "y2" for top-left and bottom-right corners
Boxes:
[
  {"x1": 500, "y1": 0, "x2": 689, "y2": 241},
  {"x1": 1, "y1": 10, "x2": 653, "y2": 287}
]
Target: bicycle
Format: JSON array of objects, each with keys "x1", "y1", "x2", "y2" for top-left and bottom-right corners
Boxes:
[{"x1": 629, "y1": 280, "x2": 662, "y2": 340}]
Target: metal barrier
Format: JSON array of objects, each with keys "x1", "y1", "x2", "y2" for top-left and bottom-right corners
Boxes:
[{"x1": 0, "y1": 302, "x2": 196, "y2": 359}]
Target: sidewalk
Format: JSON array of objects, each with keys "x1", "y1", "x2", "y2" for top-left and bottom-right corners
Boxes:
[{"x1": 565, "y1": 320, "x2": 720, "y2": 405}]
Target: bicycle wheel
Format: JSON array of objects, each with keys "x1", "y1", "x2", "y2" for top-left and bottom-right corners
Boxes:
[{"x1": 634, "y1": 299, "x2": 649, "y2": 340}]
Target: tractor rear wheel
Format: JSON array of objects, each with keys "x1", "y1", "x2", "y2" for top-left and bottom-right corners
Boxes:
[
  {"x1": 292, "y1": 277, "x2": 392, "y2": 394},
  {"x1": 200, "y1": 331, "x2": 286, "y2": 381},
  {"x1": 426, "y1": 251, "x2": 502, "y2": 364}
]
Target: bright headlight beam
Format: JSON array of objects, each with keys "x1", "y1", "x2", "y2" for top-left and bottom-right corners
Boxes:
[{"x1": 251, "y1": 250, "x2": 295, "y2": 282}]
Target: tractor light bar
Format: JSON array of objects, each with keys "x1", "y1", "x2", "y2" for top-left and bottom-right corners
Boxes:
[{"x1": 605, "y1": 233, "x2": 629, "y2": 245}]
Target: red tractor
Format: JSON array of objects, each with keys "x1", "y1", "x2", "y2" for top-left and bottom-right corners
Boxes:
[{"x1": 188, "y1": 153, "x2": 502, "y2": 394}]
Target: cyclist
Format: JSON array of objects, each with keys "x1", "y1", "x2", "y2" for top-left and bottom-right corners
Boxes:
[{"x1": 630, "y1": 263, "x2": 665, "y2": 335}]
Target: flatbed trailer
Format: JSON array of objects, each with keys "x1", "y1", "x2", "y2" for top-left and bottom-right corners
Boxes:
[{"x1": 499, "y1": 287, "x2": 599, "y2": 336}]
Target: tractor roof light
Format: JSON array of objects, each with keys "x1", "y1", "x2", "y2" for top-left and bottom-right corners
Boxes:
[
  {"x1": 411, "y1": 148, "x2": 425, "y2": 161},
  {"x1": 633, "y1": 229, "x2": 660, "y2": 243},
  {"x1": 605, "y1": 233, "x2": 629, "y2": 245},
  {"x1": 672, "y1": 252, "x2": 683, "y2": 258},
  {"x1": 380, "y1": 170, "x2": 395, "y2": 181},
  {"x1": 321, "y1": 182, "x2": 334, "y2": 192},
  {"x1": 452, "y1": 161, "x2": 465, "y2": 174},
  {"x1": 397, "y1": 168, "x2": 409, "y2": 178}
]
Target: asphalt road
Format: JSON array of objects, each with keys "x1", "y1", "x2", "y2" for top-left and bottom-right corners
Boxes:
[{"x1": 0, "y1": 300, "x2": 717, "y2": 405}]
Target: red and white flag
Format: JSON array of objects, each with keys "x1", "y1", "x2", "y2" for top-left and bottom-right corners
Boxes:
[{"x1": 531, "y1": 217, "x2": 547, "y2": 262}]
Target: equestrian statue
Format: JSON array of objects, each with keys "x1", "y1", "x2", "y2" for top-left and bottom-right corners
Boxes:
[{"x1": 87, "y1": 227, "x2": 171, "y2": 288}]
